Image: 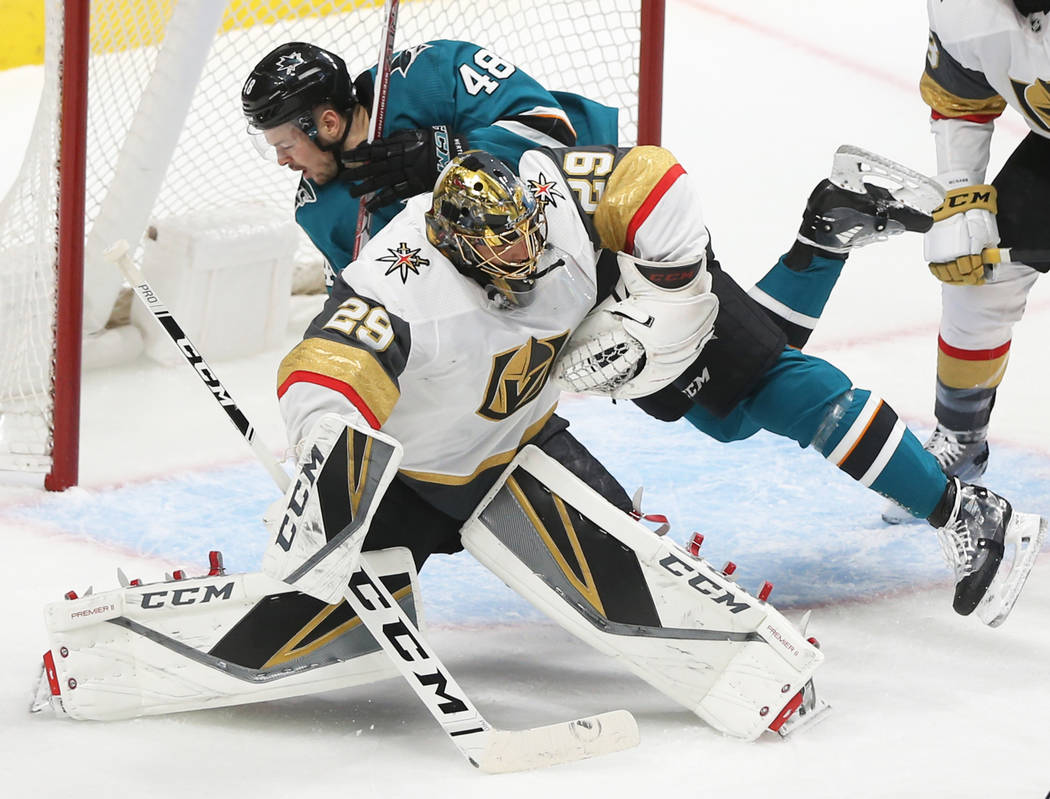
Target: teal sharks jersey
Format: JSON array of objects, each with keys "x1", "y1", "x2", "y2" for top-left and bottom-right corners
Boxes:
[{"x1": 293, "y1": 39, "x2": 619, "y2": 283}]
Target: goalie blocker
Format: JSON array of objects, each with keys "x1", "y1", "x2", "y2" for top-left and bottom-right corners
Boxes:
[{"x1": 462, "y1": 446, "x2": 824, "y2": 741}]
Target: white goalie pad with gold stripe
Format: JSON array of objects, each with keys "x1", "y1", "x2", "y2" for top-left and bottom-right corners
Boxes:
[
  {"x1": 461, "y1": 446, "x2": 823, "y2": 741},
  {"x1": 262, "y1": 412, "x2": 403, "y2": 605},
  {"x1": 37, "y1": 548, "x2": 420, "y2": 721}
]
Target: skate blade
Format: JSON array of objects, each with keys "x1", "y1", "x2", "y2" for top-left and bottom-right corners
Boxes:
[
  {"x1": 831, "y1": 145, "x2": 944, "y2": 213},
  {"x1": 977, "y1": 514, "x2": 1047, "y2": 627}
]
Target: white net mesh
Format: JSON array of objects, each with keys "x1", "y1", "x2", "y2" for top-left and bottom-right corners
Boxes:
[{"x1": 0, "y1": 0, "x2": 653, "y2": 477}]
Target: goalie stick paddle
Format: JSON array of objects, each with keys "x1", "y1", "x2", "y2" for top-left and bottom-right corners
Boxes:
[{"x1": 106, "y1": 240, "x2": 639, "y2": 772}]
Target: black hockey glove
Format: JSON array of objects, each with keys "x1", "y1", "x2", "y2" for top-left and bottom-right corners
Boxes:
[{"x1": 341, "y1": 125, "x2": 467, "y2": 211}]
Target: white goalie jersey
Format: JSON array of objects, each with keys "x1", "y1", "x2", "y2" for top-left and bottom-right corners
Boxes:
[{"x1": 277, "y1": 146, "x2": 714, "y2": 518}]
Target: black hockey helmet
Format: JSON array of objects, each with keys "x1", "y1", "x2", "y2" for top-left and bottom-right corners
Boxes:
[
  {"x1": 241, "y1": 42, "x2": 357, "y2": 139},
  {"x1": 1014, "y1": 0, "x2": 1050, "y2": 14}
]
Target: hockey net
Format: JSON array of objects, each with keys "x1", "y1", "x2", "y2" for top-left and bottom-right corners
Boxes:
[{"x1": 0, "y1": 0, "x2": 664, "y2": 489}]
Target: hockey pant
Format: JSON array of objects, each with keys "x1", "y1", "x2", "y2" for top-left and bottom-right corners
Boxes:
[
  {"x1": 362, "y1": 414, "x2": 634, "y2": 571},
  {"x1": 683, "y1": 348, "x2": 948, "y2": 519}
]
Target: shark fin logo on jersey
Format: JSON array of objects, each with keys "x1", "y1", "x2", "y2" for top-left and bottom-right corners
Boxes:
[
  {"x1": 377, "y1": 242, "x2": 430, "y2": 283},
  {"x1": 1011, "y1": 77, "x2": 1050, "y2": 132},
  {"x1": 391, "y1": 43, "x2": 432, "y2": 78},
  {"x1": 276, "y1": 51, "x2": 306, "y2": 76},
  {"x1": 527, "y1": 173, "x2": 565, "y2": 209},
  {"x1": 295, "y1": 178, "x2": 318, "y2": 209},
  {"x1": 477, "y1": 332, "x2": 570, "y2": 421}
]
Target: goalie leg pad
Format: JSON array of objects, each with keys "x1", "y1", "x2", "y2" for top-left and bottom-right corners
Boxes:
[
  {"x1": 262, "y1": 413, "x2": 403, "y2": 604},
  {"x1": 461, "y1": 446, "x2": 822, "y2": 741},
  {"x1": 40, "y1": 548, "x2": 421, "y2": 721}
]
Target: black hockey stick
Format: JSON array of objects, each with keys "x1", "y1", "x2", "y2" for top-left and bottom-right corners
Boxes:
[
  {"x1": 106, "y1": 238, "x2": 639, "y2": 772},
  {"x1": 351, "y1": 0, "x2": 400, "y2": 259}
]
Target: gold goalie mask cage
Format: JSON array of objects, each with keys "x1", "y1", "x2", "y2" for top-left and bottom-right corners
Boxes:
[{"x1": 425, "y1": 151, "x2": 547, "y2": 306}]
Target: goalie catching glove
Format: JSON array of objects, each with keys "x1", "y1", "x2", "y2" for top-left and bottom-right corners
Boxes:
[
  {"x1": 555, "y1": 251, "x2": 719, "y2": 399},
  {"x1": 925, "y1": 171, "x2": 999, "y2": 286},
  {"x1": 342, "y1": 125, "x2": 468, "y2": 211}
]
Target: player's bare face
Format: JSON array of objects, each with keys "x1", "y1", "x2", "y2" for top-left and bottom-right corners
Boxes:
[{"x1": 263, "y1": 124, "x2": 338, "y2": 185}]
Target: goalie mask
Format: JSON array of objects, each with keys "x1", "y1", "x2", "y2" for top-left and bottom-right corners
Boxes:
[
  {"x1": 425, "y1": 151, "x2": 547, "y2": 307},
  {"x1": 242, "y1": 42, "x2": 357, "y2": 159}
]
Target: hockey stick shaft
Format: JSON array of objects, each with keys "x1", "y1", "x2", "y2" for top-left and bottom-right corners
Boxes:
[
  {"x1": 982, "y1": 247, "x2": 1050, "y2": 270},
  {"x1": 351, "y1": 0, "x2": 400, "y2": 259},
  {"x1": 104, "y1": 240, "x2": 291, "y2": 492},
  {"x1": 108, "y1": 239, "x2": 636, "y2": 772}
]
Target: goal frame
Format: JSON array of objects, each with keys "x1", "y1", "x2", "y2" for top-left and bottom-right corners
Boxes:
[{"x1": 41, "y1": 0, "x2": 666, "y2": 491}]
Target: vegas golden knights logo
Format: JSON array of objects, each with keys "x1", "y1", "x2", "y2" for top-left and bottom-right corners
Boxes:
[
  {"x1": 477, "y1": 332, "x2": 569, "y2": 421},
  {"x1": 1011, "y1": 77, "x2": 1050, "y2": 132}
]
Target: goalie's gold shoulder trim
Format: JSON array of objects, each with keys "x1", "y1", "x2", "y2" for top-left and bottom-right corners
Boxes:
[
  {"x1": 278, "y1": 338, "x2": 400, "y2": 426},
  {"x1": 595, "y1": 146, "x2": 685, "y2": 252}
]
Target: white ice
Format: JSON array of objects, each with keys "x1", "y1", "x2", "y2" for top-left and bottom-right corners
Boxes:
[{"x1": 2, "y1": 1, "x2": 1049, "y2": 797}]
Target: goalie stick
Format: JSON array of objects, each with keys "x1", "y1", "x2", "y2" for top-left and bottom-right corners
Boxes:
[
  {"x1": 352, "y1": 0, "x2": 399, "y2": 259},
  {"x1": 106, "y1": 240, "x2": 639, "y2": 773}
]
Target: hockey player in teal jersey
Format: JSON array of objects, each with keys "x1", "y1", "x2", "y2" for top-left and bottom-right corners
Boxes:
[
  {"x1": 551, "y1": 142, "x2": 1045, "y2": 626},
  {"x1": 242, "y1": 40, "x2": 618, "y2": 284}
]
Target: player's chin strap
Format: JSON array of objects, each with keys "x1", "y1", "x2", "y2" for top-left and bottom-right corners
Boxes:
[
  {"x1": 461, "y1": 446, "x2": 830, "y2": 741},
  {"x1": 554, "y1": 251, "x2": 718, "y2": 399}
]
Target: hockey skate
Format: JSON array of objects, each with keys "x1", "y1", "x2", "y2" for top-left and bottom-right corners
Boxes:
[
  {"x1": 882, "y1": 425, "x2": 989, "y2": 524},
  {"x1": 798, "y1": 145, "x2": 944, "y2": 253},
  {"x1": 933, "y1": 478, "x2": 1047, "y2": 626}
]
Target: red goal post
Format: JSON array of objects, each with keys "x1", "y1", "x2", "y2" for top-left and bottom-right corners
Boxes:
[{"x1": 0, "y1": 0, "x2": 665, "y2": 491}]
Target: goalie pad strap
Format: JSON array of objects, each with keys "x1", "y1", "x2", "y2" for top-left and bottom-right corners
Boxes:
[{"x1": 461, "y1": 446, "x2": 822, "y2": 741}]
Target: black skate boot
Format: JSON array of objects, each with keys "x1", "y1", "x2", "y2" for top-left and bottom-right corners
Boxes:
[
  {"x1": 797, "y1": 178, "x2": 935, "y2": 253},
  {"x1": 927, "y1": 477, "x2": 1047, "y2": 624},
  {"x1": 882, "y1": 425, "x2": 989, "y2": 524},
  {"x1": 796, "y1": 145, "x2": 943, "y2": 253}
]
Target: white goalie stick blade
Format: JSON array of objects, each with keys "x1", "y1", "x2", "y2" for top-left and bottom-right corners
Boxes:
[
  {"x1": 830, "y1": 144, "x2": 945, "y2": 214},
  {"x1": 341, "y1": 560, "x2": 639, "y2": 773},
  {"x1": 977, "y1": 513, "x2": 1048, "y2": 627},
  {"x1": 472, "y1": 710, "x2": 639, "y2": 774}
]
